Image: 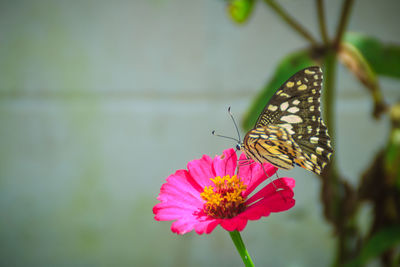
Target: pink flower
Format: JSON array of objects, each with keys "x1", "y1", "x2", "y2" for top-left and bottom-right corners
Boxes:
[{"x1": 153, "y1": 148, "x2": 295, "y2": 234}]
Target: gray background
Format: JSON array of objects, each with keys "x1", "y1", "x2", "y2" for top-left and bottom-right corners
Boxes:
[{"x1": 0, "y1": 0, "x2": 399, "y2": 266}]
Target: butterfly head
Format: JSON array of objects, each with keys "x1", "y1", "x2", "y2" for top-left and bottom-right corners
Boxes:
[{"x1": 235, "y1": 143, "x2": 241, "y2": 151}]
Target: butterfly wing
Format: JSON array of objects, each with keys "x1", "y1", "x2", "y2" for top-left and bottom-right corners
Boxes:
[
  {"x1": 255, "y1": 66, "x2": 323, "y2": 128},
  {"x1": 243, "y1": 125, "x2": 300, "y2": 170},
  {"x1": 248, "y1": 66, "x2": 333, "y2": 174}
]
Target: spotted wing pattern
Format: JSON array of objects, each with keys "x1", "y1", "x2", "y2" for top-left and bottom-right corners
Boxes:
[{"x1": 242, "y1": 66, "x2": 333, "y2": 175}]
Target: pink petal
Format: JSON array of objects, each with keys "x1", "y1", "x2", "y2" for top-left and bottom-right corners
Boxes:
[
  {"x1": 235, "y1": 178, "x2": 296, "y2": 220},
  {"x1": 157, "y1": 170, "x2": 204, "y2": 210},
  {"x1": 212, "y1": 148, "x2": 237, "y2": 178},
  {"x1": 154, "y1": 169, "x2": 206, "y2": 224},
  {"x1": 246, "y1": 178, "x2": 295, "y2": 205},
  {"x1": 264, "y1": 193, "x2": 295, "y2": 212},
  {"x1": 153, "y1": 203, "x2": 199, "y2": 221},
  {"x1": 194, "y1": 219, "x2": 220, "y2": 235},
  {"x1": 238, "y1": 203, "x2": 271, "y2": 220},
  {"x1": 219, "y1": 217, "x2": 248, "y2": 232},
  {"x1": 237, "y1": 154, "x2": 277, "y2": 197},
  {"x1": 220, "y1": 218, "x2": 238, "y2": 231},
  {"x1": 161, "y1": 169, "x2": 204, "y2": 196},
  {"x1": 171, "y1": 218, "x2": 199, "y2": 234},
  {"x1": 243, "y1": 191, "x2": 295, "y2": 218},
  {"x1": 170, "y1": 211, "x2": 220, "y2": 235},
  {"x1": 237, "y1": 194, "x2": 294, "y2": 221},
  {"x1": 237, "y1": 219, "x2": 248, "y2": 231},
  {"x1": 158, "y1": 184, "x2": 203, "y2": 208},
  {"x1": 187, "y1": 154, "x2": 215, "y2": 189}
]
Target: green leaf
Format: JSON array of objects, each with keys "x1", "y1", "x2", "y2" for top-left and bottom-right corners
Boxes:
[
  {"x1": 227, "y1": 0, "x2": 254, "y2": 24},
  {"x1": 344, "y1": 226, "x2": 400, "y2": 267},
  {"x1": 242, "y1": 50, "x2": 316, "y2": 131},
  {"x1": 344, "y1": 32, "x2": 400, "y2": 79}
]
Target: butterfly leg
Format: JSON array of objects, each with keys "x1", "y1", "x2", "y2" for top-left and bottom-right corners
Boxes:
[
  {"x1": 236, "y1": 158, "x2": 255, "y2": 181},
  {"x1": 262, "y1": 166, "x2": 287, "y2": 203},
  {"x1": 237, "y1": 159, "x2": 254, "y2": 166}
]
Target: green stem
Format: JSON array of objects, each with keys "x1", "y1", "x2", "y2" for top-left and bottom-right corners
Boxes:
[
  {"x1": 229, "y1": 230, "x2": 254, "y2": 267},
  {"x1": 323, "y1": 48, "x2": 343, "y2": 266},
  {"x1": 263, "y1": 0, "x2": 318, "y2": 45},
  {"x1": 323, "y1": 49, "x2": 340, "y2": 224},
  {"x1": 325, "y1": 46, "x2": 359, "y2": 266},
  {"x1": 316, "y1": 0, "x2": 329, "y2": 44},
  {"x1": 323, "y1": 49, "x2": 341, "y2": 226},
  {"x1": 328, "y1": 1, "x2": 357, "y2": 265},
  {"x1": 323, "y1": 50, "x2": 337, "y2": 144},
  {"x1": 334, "y1": 0, "x2": 355, "y2": 48}
]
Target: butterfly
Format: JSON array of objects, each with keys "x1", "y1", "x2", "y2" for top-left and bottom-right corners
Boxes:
[{"x1": 239, "y1": 66, "x2": 333, "y2": 175}]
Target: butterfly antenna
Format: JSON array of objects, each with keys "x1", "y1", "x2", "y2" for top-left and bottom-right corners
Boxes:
[
  {"x1": 211, "y1": 130, "x2": 239, "y2": 143},
  {"x1": 228, "y1": 107, "x2": 241, "y2": 142}
]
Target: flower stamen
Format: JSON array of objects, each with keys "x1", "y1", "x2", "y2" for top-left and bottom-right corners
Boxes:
[{"x1": 200, "y1": 175, "x2": 247, "y2": 218}]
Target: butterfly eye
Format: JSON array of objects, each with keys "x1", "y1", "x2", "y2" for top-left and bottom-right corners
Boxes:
[{"x1": 236, "y1": 144, "x2": 241, "y2": 151}]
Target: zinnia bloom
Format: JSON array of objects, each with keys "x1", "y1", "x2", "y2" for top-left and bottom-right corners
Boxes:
[{"x1": 153, "y1": 148, "x2": 295, "y2": 234}]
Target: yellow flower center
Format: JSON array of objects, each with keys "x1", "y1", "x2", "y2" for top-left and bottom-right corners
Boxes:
[{"x1": 200, "y1": 175, "x2": 247, "y2": 219}]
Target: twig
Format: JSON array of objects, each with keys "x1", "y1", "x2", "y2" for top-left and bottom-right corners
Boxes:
[
  {"x1": 263, "y1": 0, "x2": 318, "y2": 45},
  {"x1": 334, "y1": 0, "x2": 355, "y2": 48},
  {"x1": 316, "y1": 0, "x2": 329, "y2": 44}
]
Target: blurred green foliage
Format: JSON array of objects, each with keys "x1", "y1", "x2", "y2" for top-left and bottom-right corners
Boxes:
[
  {"x1": 227, "y1": 0, "x2": 254, "y2": 24},
  {"x1": 344, "y1": 226, "x2": 400, "y2": 267},
  {"x1": 344, "y1": 32, "x2": 400, "y2": 78}
]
